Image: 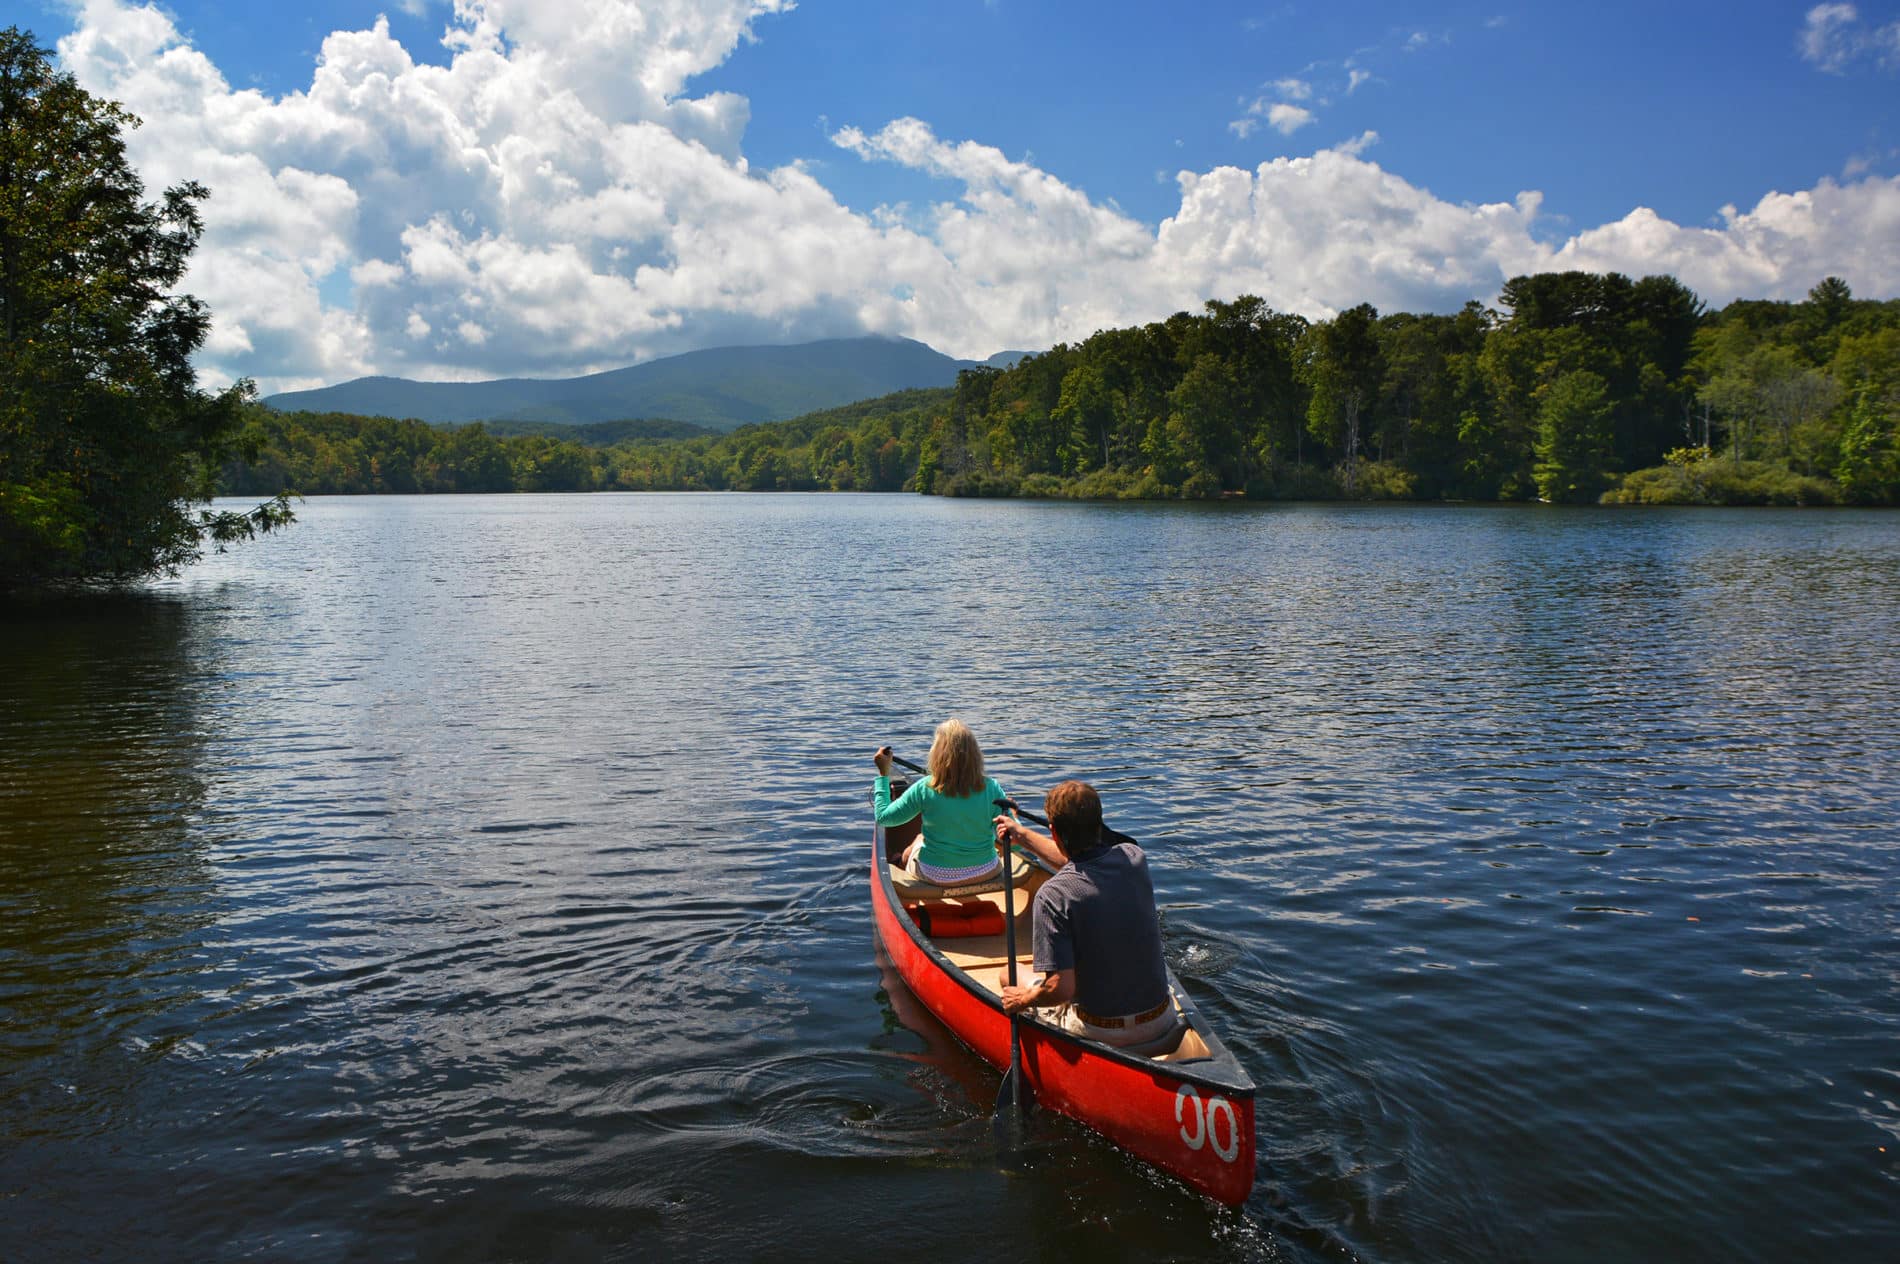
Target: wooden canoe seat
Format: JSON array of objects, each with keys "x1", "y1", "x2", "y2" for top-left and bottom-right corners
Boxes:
[
  {"x1": 940, "y1": 941, "x2": 1030, "y2": 976},
  {"x1": 886, "y1": 850, "x2": 1035, "y2": 901}
]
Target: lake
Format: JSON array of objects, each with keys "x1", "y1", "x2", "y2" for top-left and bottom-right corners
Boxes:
[{"x1": 2, "y1": 494, "x2": 1896, "y2": 1262}]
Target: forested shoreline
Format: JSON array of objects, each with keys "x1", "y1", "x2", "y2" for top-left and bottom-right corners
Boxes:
[{"x1": 223, "y1": 272, "x2": 1900, "y2": 506}]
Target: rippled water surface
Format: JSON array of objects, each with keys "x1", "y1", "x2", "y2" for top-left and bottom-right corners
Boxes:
[{"x1": 3, "y1": 494, "x2": 1896, "y2": 1262}]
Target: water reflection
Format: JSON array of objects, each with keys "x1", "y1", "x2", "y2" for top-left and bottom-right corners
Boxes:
[
  {"x1": 868, "y1": 938, "x2": 994, "y2": 1117},
  {"x1": 0, "y1": 596, "x2": 219, "y2": 1068},
  {"x1": 0, "y1": 595, "x2": 243, "y2": 1257}
]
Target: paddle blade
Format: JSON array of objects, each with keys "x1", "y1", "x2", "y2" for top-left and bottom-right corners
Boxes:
[{"x1": 992, "y1": 1065, "x2": 1034, "y2": 1159}]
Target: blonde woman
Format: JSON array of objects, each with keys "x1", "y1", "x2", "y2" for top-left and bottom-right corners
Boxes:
[{"x1": 873, "y1": 720, "x2": 1008, "y2": 886}]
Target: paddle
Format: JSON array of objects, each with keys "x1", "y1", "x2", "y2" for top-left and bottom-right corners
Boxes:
[
  {"x1": 886, "y1": 753, "x2": 929, "y2": 778},
  {"x1": 993, "y1": 798, "x2": 1142, "y2": 850},
  {"x1": 992, "y1": 823, "x2": 1033, "y2": 1158}
]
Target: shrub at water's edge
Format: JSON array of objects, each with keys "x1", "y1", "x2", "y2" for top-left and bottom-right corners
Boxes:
[{"x1": 1603, "y1": 448, "x2": 1842, "y2": 506}]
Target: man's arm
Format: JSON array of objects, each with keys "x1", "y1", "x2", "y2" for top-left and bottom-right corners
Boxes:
[
  {"x1": 1001, "y1": 969, "x2": 1074, "y2": 1014},
  {"x1": 994, "y1": 816, "x2": 1063, "y2": 869}
]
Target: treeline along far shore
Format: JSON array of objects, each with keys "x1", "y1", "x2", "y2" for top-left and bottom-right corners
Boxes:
[{"x1": 224, "y1": 272, "x2": 1900, "y2": 507}]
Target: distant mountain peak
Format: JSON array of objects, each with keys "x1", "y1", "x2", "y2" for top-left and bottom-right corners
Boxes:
[{"x1": 264, "y1": 335, "x2": 990, "y2": 431}]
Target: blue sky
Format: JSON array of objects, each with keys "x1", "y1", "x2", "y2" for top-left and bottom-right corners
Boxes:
[
  {"x1": 14, "y1": 1, "x2": 1900, "y2": 389},
  {"x1": 703, "y1": 0, "x2": 1900, "y2": 232}
]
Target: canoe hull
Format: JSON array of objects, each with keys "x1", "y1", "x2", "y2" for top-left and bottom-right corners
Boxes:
[{"x1": 870, "y1": 832, "x2": 1256, "y2": 1206}]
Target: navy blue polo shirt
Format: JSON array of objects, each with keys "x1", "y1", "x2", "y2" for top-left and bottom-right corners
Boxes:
[{"x1": 1030, "y1": 840, "x2": 1169, "y2": 1017}]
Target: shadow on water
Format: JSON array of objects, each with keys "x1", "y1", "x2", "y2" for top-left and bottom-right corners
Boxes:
[{"x1": 0, "y1": 594, "x2": 240, "y2": 1251}]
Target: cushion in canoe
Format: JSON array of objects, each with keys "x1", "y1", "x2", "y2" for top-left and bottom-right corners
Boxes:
[
  {"x1": 903, "y1": 901, "x2": 1005, "y2": 938},
  {"x1": 887, "y1": 850, "x2": 1033, "y2": 901}
]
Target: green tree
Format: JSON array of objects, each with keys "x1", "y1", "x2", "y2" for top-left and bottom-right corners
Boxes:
[
  {"x1": 808, "y1": 425, "x2": 855, "y2": 489},
  {"x1": 1792, "y1": 276, "x2": 1854, "y2": 363},
  {"x1": 1702, "y1": 343, "x2": 1840, "y2": 467},
  {"x1": 1165, "y1": 353, "x2": 1241, "y2": 496},
  {"x1": 1808, "y1": 276, "x2": 1852, "y2": 326},
  {"x1": 0, "y1": 27, "x2": 290, "y2": 589},
  {"x1": 1534, "y1": 370, "x2": 1615, "y2": 503},
  {"x1": 438, "y1": 422, "x2": 513, "y2": 491},
  {"x1": 911, "y1": 431, "x2": 940, "y2": 494},
  {"x1": 1615, "y1": 274, "x2": 1705, "y2": 469},
  {"x1": 1298, "y1": 304, "x2": 1382, "y2": 494},
  {"x1": 1193, "y1": 295, "x2": 1305, "y2": 488},
  {"x1": 1829, "y1": 326, "x2": 1900, "y2": 403},
  {"x1": 1373, "y1": 313, "x2": 1445, "y2": 465},
  {"x1": 1384, "y1": 303, "x2": 1489, "y2": 497},
  {"x1": 1836, "y1": 387, "x2": 1899, "y2": 504},
  {"x1": 1052, "y1": 362, "x2": 1116, "y2": 472}
]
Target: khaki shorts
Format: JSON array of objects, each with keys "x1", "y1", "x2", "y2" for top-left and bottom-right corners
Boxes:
[{"x1": 1046, "y1": 1001, "x2": 1182, "y2": 1050}]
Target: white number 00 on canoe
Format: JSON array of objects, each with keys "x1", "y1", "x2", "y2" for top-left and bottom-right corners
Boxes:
[{"x1": 1174, "y1": 1084, "x2": 1241, "y2": 1163}]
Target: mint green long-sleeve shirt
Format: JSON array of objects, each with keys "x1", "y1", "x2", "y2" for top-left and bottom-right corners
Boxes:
[{"x1": 873, "y1": 773, "x2": 1008, "y2": 871}]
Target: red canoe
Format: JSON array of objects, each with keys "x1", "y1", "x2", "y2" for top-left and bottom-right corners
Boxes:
[{"x1": 871, "y1": 806, "x2": 1257, "y2": 1205}]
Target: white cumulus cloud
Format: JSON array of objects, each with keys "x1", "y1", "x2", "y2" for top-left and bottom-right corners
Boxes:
[
  {"x1": 1552, "y1": 180, "x2": 1900, "y2": 298},
  {"x1": 1266, "y1": 103, "x2": 1316, "y2": 135},
  {"x1": 1335, "y1": 130, "x2": 1380, "y2": 158},
  {"x1": 1801, "y1": 3, "x2": 1863, "y2": 70},
  {"x1": 44, "y1": 0, "x2": 1900, "y2": 395},
  {"x1": 1799, "y1": 3, "x2": 1900, "y2": 72},
  {"x1": 57, "y1": 0, "x2": 801, "y2": 389},
  {"x1": 1231, "y1": 92, "x2": 1317, "y2": 140}
]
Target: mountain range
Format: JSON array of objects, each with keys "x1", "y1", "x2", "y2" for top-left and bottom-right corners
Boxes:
[{"x1": 264, "y1": 337, "x2": 1029, "y2": 431}]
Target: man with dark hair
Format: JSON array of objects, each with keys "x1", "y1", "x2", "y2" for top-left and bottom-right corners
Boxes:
[{"x1": 992, "y1": 781, "x2": 1179, "y2": 1049}]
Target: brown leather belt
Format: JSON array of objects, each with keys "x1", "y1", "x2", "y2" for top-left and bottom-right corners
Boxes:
[{"x1": 1075, "y1": 998, "x2": 1170, "y2": 1029}]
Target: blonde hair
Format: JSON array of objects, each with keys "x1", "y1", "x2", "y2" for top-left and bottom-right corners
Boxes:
[{"x1": 927, "y1": 718, "x2": 986, "y2": 798}]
